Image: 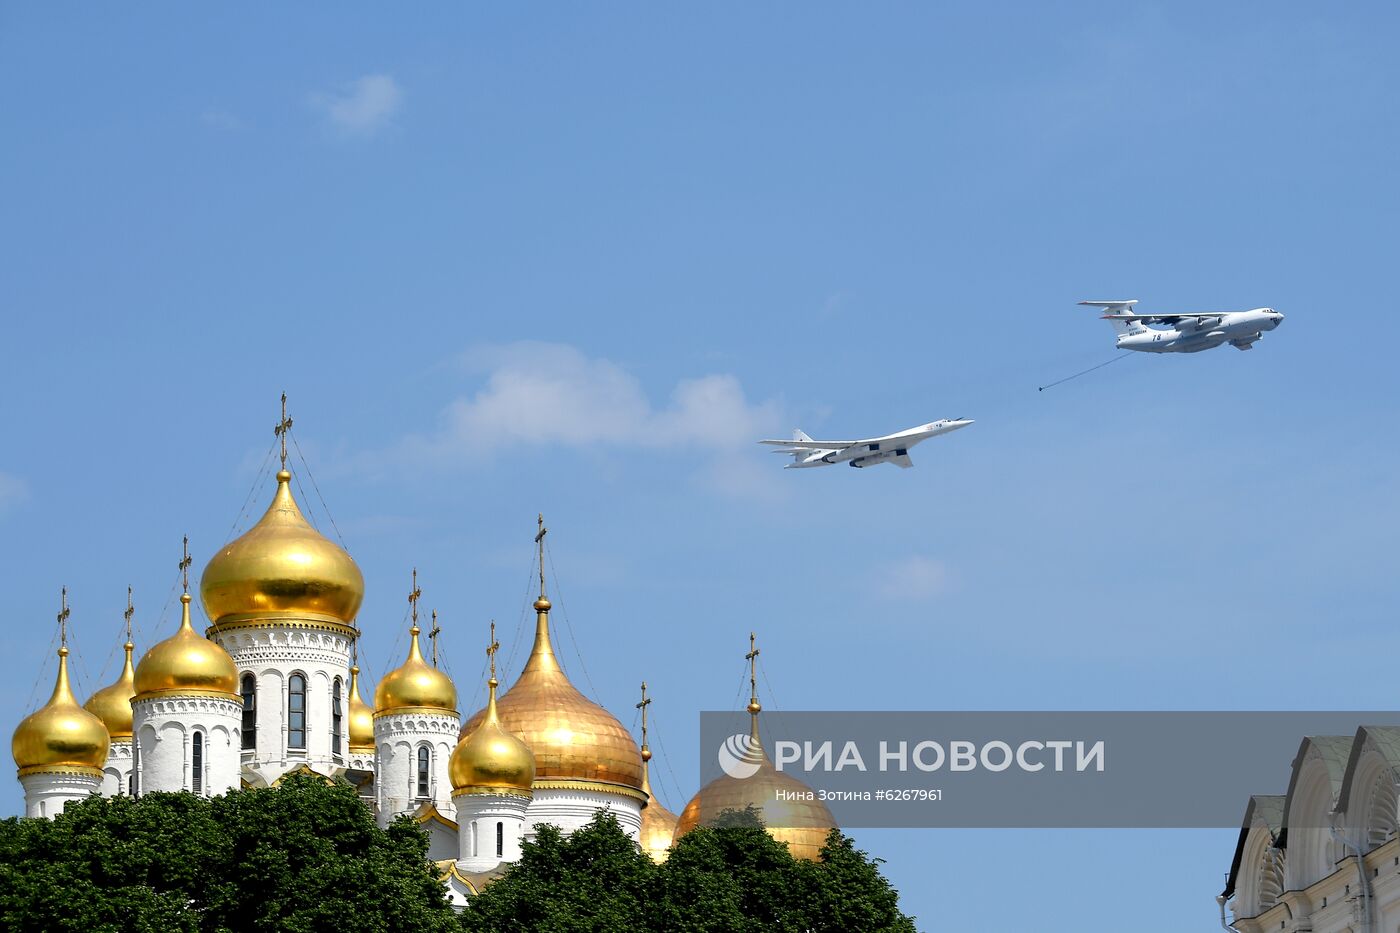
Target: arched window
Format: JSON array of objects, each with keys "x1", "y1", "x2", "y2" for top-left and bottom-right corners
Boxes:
[
  {"x1": 288, "y1": 674, "x2": 306, "y2": 750},
  {"x1": 496, "y1": 821, "x2": 504, "y2": 858},
  {"x1": 416, "y1": 746, "x2": 431, "y2": 798},
  {"x1": 241, "y1": 673, "x2": 257, "y2": 750},
  {"x1": 192, "y1": 731, "x2": 204, "y2": 795},
  {"x1": 332, "y1": 677, "x2": 343, "y2": 756}
]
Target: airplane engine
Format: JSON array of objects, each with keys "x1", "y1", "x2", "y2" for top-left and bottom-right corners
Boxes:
[{"x1": 1195, "y1": 316, "x2": 1221, "y2": 329}]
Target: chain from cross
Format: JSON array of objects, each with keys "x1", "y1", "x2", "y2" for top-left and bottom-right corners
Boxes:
[
  {"x1": 179, "y1": 535, "x2": 193, "y2": 594},
  {"x1": 534, "y1": 513, "x2": 548, "y2": 598},
  {"x1": 124, "y1": 586, "x2": 134, "y2": 642},
  {"x1": 57, "y1": 587, "x2": 70, "y2": 647},
  {"x1": 486, "y1": 620, "x2": 499, "y2": 682},
  {"x1": 274, "y1": 392, "x2": 294, "y2": 470},
  {"x1": 407, "y1": 568, "x2": 421, "y2": 626},
  {"x1": 429, "y1": 609, "x2": 442, "y2": 667}
]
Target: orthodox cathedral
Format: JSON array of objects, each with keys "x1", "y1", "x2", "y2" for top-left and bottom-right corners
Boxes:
[{"x1": 8, "y1": 407, "x2": 835, "y2": 903}]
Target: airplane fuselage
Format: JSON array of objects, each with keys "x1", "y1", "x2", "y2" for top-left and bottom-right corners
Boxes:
[
  {"x1": 793, "y1": 419, "x2": 973, "y2": 468},
  {"x1": 1116, "y1": 308, "x2": 1283, "y2": 353}
]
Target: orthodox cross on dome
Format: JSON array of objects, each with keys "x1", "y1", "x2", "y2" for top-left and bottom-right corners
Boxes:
[
  {"x1": 124, "y1": 586, "x2": 134, "y2": 643},
  {"x1": 534, "y1": 513, "x2": 548, "y2": 599},
  {"x1": 428, "y1": 609, "x2": 442, "y2": 667},
  {"x1": 486, "y1": 620, "x2": 499, "y2": 682},
  {"x1": 274, "y1": 392, "x2": 294, "y2": 471},
  {"x1": 407, "y1": 568, "x2": 421, "y2": 628},
  {"x1": 57, "y1": 587, "x2": 70, "y2": 647},
  {"x1": 179, "y1": 536, "x2": 193, "y2": 595},
  {"x1": 746, "y1": 632, "x2": 761, "y2": 714},
  {"x1": 636, "y1": 681, "x2": 652, "y2": 755}
]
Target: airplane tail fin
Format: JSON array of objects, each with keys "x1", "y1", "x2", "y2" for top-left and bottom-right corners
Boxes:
[
  {"x1": 1079, "y1": 299, "x2": 1147, "y2": 336},
  {"x1": 790, "y1": 429, "x2": 813, "y2": 464}
]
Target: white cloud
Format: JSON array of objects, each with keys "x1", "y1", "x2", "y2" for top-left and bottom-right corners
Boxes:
[
  {"x1": 0, "y1": 472, "x2": 28, "y2": 515},
  {"x1": 384, "y1": 342, "x2": 786, "y2": 499},
  {"x1": 874, "y1": 555, "x2": 951, "y2": 601},
  {"x1": 310, "y1": 74, "x2": 402, "y2": 136}
]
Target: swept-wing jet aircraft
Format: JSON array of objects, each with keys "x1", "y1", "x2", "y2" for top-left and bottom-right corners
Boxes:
[
  {"x1": 1080, "y1": 300, "x2": 1284, "y2": 352},
  {"x1": 759, "y1": 418, "x2": 973, "y2": 470}
]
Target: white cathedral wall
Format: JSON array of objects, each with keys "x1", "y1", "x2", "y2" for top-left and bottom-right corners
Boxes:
[
  {"x1": 454, "y1": 793, "x2": 531, "y2": 871},
  {"x1": 373, "y1": 711, "x2": 459, "y2": 826},
  {"x1": 211, "y1": 623, "x2": 357, "y2": 786},
  {"x1": 20, "y1": 770, "x2": 102, "y2": 819},
  {"x1": 131, "y1": 695, "x2": 241, "y2": 796},
  {"x1": 99, "y1": 740, "x2": 134, "y2": 797},
  {"x1": 524, "y1": 787, "x2": 642, "y2": 840}
]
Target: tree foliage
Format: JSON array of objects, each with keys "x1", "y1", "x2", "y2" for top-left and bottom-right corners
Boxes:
[
  {"x1": 0, "y1": 774, "x2": 459, "y2": 933},
  {"x1": 461, "y1": 810, "x2": 917, "y2": 933}
]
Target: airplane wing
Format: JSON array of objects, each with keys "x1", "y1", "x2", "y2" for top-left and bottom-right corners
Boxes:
[
  {"x1": 758, "y1": 439, "x2": 855, "y2": 450},
  {"x1": 1100, "y1": 312, "x2": 1230, "y2": 322}
]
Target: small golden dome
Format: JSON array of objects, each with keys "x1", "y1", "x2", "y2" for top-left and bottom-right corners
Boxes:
[
  {"x1": 200, "y1": 470, "x2": 364, "y2": 626},
  {"x1": 84, "y1": 640, "x2": 136, "y2": 740},
  {"x1": 639, "y1": 753, "x2": 679, "y2": 863},
  {"x1": 375, "y1": 625, "x2": 458, "y2": 715},
  {"x1": 347, "y1": 664, "x2": 375, "y2": 753},
  {"x1": 460, "y1": 599, "x2": 642, "y2": 790},
  {"x1": 673, "y1": 719, "x2": 836, "y2": 862},
  {"x1": 133, "y1": 594, "x2": 240, "y2": 700},
  {"x1": 451, "y1": 676, "x2": 534, "y2": 797},
  {"x1": 13, "y1": 646, "x2": 110, "y2": 777}
]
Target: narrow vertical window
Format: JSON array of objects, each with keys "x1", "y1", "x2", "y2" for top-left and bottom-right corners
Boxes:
[
  {"x1": 416, "y1": 746, "x2": 430, "y2": 798},
  {"x1": 288, "y1": 674, "x2": 306, "y2": 750},
  {"x1": 127, "y1": 773, "x2": 134, "y2": 797},
  {"x1": 332, "y1": 677, "x2": 343, "y2": 756},
  {"x1": 496, "y1": 821, "x2": 504, "y2": 858},
  {"x1": 241, "y1": 673, "x2": 257, "y2": 750},
  {"x1": 192, "y1": 732, "x2": 204, "y2": 795}
]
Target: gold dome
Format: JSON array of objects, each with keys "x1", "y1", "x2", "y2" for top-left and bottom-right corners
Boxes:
[
  {"x1": 459, "y1": 599, "x2": 642, "y2": 792},
  {"x1": 673, "y1": 718, "x2": 836, "y2": 862},
  {"x1": 200, "y1": 470, "x2": 364, "y2": 627},
  {"x1": 13, "y1": 646, "x2": 110, "y2": 777},
  {"x1": 451, "y1": 673, "x2": 535, "y2": 797},
  {"x1": 347, "y1": 664, "x2": 375, "y2": 753},
  {"x1": 84, "y1": 639, "x2": 136, "y2": 740},
  {"x1": 133, "y1": 594, "x2": 239, "y2": 701},
  {"x1": 375, "y1": 624, "x2": 458, "y2": 715}
]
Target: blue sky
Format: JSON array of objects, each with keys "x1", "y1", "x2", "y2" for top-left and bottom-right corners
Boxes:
[{"x1": 2, "y1": 3, "x2": 1397, "y2": 928}]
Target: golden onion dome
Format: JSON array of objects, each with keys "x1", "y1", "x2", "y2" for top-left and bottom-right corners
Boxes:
[
  {"x1": 459, "y1": 597, "x2": 642, "y2": 791},
  {"x1": 133, "y1": 594, "x2": 239, "y2": 700},
  {"x1": 639, "y1": 748, "x2": 679, "y2": 863},
  {"x1": 451, "y1": 674, "x2": 535, "y2": 797},
  {"x1": 347, "y1": 664, "x2": 375, "y2": 753},
  {"x1": 673, "y1": 715, "x2": 836, "y2": 862},
  {"x1": 13, "y1": 645, "x2": 110, "y2": 777},
  {"x1": 375, "y1": 624, "x2": 458, "y2": 715},
  {"x1": 200, "y1": 469, "x2": 364, "y2": 627},
  {"x1": 84, "y1": 639, "x2": 137, "y2": 740}
]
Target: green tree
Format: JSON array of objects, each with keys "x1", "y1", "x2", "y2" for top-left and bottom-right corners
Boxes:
[
  {"x1": 0, "y1": 773, "x2": 459, "y2": 933},
  {"x1": 459, "y1": 812, "x2": 654, "y2": 933},
  {"x1": 461, "y1": 808, "x2": 917, "y2": 933}
]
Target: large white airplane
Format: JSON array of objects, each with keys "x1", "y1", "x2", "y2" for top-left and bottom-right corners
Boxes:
[
  {"x1": 759, "y1": 418, "x2": 973, "y2": 469},
  {"x1": 1080, "y1": 300, "x2": 1284, "y2": 352}
]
